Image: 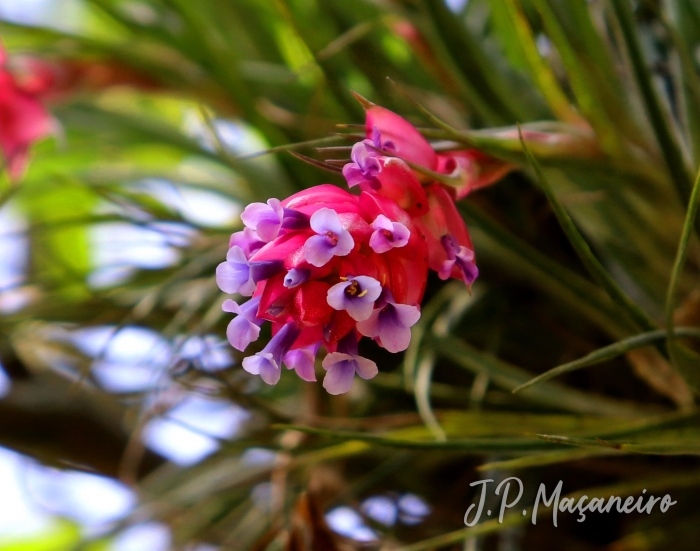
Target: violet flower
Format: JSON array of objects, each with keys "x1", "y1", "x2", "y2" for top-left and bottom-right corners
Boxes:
[
  {"x1": 439, "y1": 235, "x2": 479, "y2": 284},
  {"x1": 216, "y1": 245, "x2": 284, "y2": 297},
  {"x1": 241, "y1": 198, "x2": 284, "y2": 242},
  {"x1": 223, "y1": 297, "x2": 264, "y2": 352},
  {"x1": 342, "y1": 142, "x2": 382, "y2": 188},
  {"x1": 283, "y1": 268, "x2": 310, "y2": 289},
  {"x1": 284, "y1": 342, "x2": 320, "y2": 382},
  {"x1": 304, "y1": 208, "x2": 354, "y2": 267},
  {"x1": 368, "y1": 125, "x2": 396, "y2": 153},
  {"x1": 327, "y1": 275, "x2": 382, "y2": 322},
  {"x1": 357, "y1": 292, "x2": 421, "y2": 353},
  {"x1": 242, "y1": 322, "x2": 300, "y2": 385},
  {"x1": 229, "y1": 227, "x2": 265, "y2": 258},
  {"x1": 322, "y1": 334, "x2": 378, "y2": 395},
  {"x1": 369, "y1": 214, "x2": 410, "y2": 254}
]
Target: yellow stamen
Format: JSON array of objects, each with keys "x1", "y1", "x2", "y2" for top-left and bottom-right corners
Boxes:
[{"x1": 358, "y1": 289, "x2": 368, "y2": 298}]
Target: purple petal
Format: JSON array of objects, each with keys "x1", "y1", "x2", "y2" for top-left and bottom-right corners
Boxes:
[
  {"x1": 226, "y1": 316, "x2": 261, "y2": 352},
  {"x1": 375, "y1": 303, "x2": 420, "y2": 352},
  {"x1": 222, "y1": 298, "x2": 243, "y2": 315},
  {"x1": 322, "y1": 354, "x2": 356, "y2": 395},
  {"x1": 345, "y1": 298, "x2": 375, "y2": 322},
  {"x1": 334, "y1": 229, "x2": 355, "y2": 257},
  {"x1": 342, "y1": 164, "x2": 366, "y2": 188},
  {"x1": 310, "y1": 208, "x2": 342, "y2": 235},
  {"x1": 371, "y1": 126, "x2": 382, "y2": 149},
  {"x1": 226, "y1": 245, "x2": 248, "y2": 263},
  {"x1": 354, "y1": 356, "x2": 378, "y2": 380},
  {"x1": 242, "y1": 352, "x2": 269, "y2": 375},
  {"x1": 241, "y1": 199, "x2": 283, "y2": 242},
  {"x1": 392, "y1": 303, "x2": 421, "y2": 327},
  {"x1": 230, "y1": 228, "x2": 265, "y2": 257},
  {"x1": 377, "y1": 318, "x2": 412, "y2": 353},
  {"x1": 224, "y1": 297, "x2": 264, "y2": 351},
  {"x1": 326, "y1": 280, "x2": 352, "y2": 311},
  {"x1": 258, "y1": 356, "x2": 282, "y2": 385},
  {"x1": 369, "y1": 216, "x2": 410, "y2": 253},
  {"x1": 352, "y1": 143, "x2": 382, "y2": 175},
  {"x1": 354, "y1": 276, "x2": 382, "y2": 302},
  {"x1": 439, "y1": 236, "x2": 478, "y2": 284},
  {"x1": 241, "y1": 321, "x2": 299, "y2": 384},
  {"x1": 459, "y1": 262, "x2": 479, "y2": 284},
  {"x1": 216, "y1": 253, "x2": 254, "y2": 295},
  {"x1": 356, "y1": 308, "x2": 380, "y2": 338},
  {"x1": 304, "y1": 234, "x2": 336, "y2": 267},
  {"x1": 284, "y1": 345, "x2": 318, "y2": 382},
  {"x1": 351, "y1": 142, "x2": 371, "y2": 165},
  {"x1": 390, "y1": 222, "x2": 410, "y2": 247},
  {"x1": 371, "y1": 214, "x2": 394, "y2": 233},
  {"x1": 369, "y1": 231, "x2": 393, "y2": 254},
  {"x1": 283, "y1": 268, "x2": 310, "y2": 289},
  {"x1": 456, "y1": 247, "x2": 479, "y2": 284}
]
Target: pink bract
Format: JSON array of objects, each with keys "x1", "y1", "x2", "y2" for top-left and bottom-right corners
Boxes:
[{"x1": 0, "y1": 42, "x2": 52, "y2": 179}]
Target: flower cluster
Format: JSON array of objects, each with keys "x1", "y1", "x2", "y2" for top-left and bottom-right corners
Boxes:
[
  {"x1": 217, "y1": 102, "x2": 497, "y2": 394},
  {"x1": 0, "y1": 42, "x2": 53, "y2": 179}
]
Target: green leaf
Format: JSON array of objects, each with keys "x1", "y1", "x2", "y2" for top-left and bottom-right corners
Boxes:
[
  {"x1": 609, "y1": 0, "x2": 694, "y2": 205},
  {"x1": 513, "y1": 327, "x2": 700, "y2": 392},
  {"x1": 436, "y1": 336, "x2": 642, "y2": 416},
  {"x1": 493, "y1": 0, "x2": 583, "y2": 124},
  {"x1": 518, "y1": 125, "x2": 658, "y2": 333},
  {"x1": 665, "y1": 166, "x2": 700, "y2": 393}
]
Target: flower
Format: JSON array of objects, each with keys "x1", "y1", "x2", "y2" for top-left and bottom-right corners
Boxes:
[
  {"x1": 322, "y1": 334, "x2": 378, "y2": 395},
  {"x1": 439, "y1": 235, "x2": 479, "y2": 285},
  {"x1": 218, "y1": 184, "x2": 428, "y2": 393},
  {"x1": 343, "y1": 142, "x2": 382, "y2": 188},
  {"x1": 357, "y1": 291, "x2": 421, "y2": 353},
  {"x1": 361, "y1": 100, "x2": 512, "y2": 199},
  {"x1": 284, "y1": 343, "x2": 320, "y2": 382},
  {"x1": 216, "y1": 245, "x2": 283, "y2": 297},
  {"x1": 304, "y1": 207, "x2": 355, "y2": 267},
  {"x1": 242, "y1": 322, "x2": 300, "y2": 385},
  {"x1": 223, "y1": 297, "x2": 264, "y2": 351},
  {"x1": 369, "y1": 214, "x2": 410, "y2": 253},
  {"x1": 240, "y1": 199, "x2": 284, "y2": 242},
  {"x1": 327, "y1": 276, "x2": 383, "y2": 322},
  {"x1": 229, "y1": 227, "x2": 265, "y2": 257},
  {"x1": 0, "y1": 43, "x2": 52, "y2": 179},
  {"x1": 217, "y1": 100, "x2": 509, "y2": 394}
]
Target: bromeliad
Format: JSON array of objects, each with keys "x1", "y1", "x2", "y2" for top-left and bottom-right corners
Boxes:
[{"x1": 217, "y1": 103, "x2": 499, "y2": 394}]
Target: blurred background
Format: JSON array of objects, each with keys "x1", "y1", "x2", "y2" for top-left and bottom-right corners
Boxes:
[{"x1": 2, "y1": 0, "x2": 700, "y2": 549}]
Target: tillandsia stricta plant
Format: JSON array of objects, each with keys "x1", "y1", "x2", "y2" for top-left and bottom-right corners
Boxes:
[
  {"x1": 216, "y1": 100, "x2": 508, "y2": 394},
  {"x1": 8, "y1": 0, "x2": 700, "y2": 550}
]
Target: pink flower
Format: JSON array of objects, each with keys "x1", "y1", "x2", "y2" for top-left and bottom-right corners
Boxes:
[
  {"x1": 218, "y1": 184, "x2": 429, "y2": 393},
  {"x1": 0, "y1": 43, "x2": 52, "y2": 179},
  {"x1": 357, "y1": 290, "x2": 421, "y2": 353},
  {"x1": 219, "y1": 101, "x2": 506, "y2": 394}
]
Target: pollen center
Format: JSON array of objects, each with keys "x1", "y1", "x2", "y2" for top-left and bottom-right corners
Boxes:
[
  {"x1": 345, "y1": 280, "x2": 360, "y2": 296},
  {"x1": 325, "y1": 231, "x2": 339, "y2": 246},
  {"x1": 380, "y1": 229, "x2": 394, "y2": 241}
]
